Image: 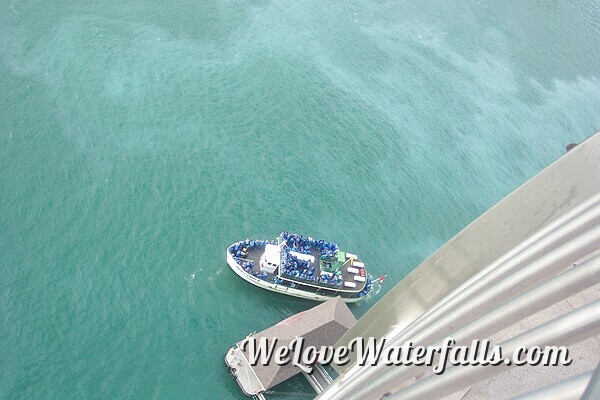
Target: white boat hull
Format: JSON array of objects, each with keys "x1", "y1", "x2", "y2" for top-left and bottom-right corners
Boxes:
[{"x1": 227, "y1": 251, "x2": 363, "y2": 303}]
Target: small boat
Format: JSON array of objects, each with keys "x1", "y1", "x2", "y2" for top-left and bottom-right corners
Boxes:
[{"x1": 226, "y1": 232, "x2": 382, "y2": 302}]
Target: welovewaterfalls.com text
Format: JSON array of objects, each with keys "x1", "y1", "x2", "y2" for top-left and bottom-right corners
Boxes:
[{"x1": 240, "y1": 336, "x2": 572, "y2": 374}]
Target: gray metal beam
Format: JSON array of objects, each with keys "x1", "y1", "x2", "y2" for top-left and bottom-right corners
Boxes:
[
  {"x1": 389, "y1": 300, "x2": 600, "y2": 400},
  {"x1": 317, "y1": 206, "x2": 600, "y2": 400}
]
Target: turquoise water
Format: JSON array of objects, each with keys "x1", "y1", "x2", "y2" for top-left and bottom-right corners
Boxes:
[{"x1": 1, "y1": 1, "x2": 599, "y2": 399}]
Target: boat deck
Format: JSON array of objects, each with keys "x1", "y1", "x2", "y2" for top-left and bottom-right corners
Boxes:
[{"x1": 234, "y1": 244, "x2": 368, "y2": 295}]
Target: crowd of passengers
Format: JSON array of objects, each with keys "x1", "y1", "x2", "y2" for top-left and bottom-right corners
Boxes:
[
  {"x1": 280, "y1": 231, "x2": 339, "y2": 258},
  {"x1": 357, "y1": 278, "x2": 374, "y2": 298},
  {"x1": 236, "y1": 259, "x2": 254, "y2": 273},
  {"x1": 229, "y1": 234, "x2": 372, "y2": 294},
  {"x1": 235, "y1": 258, "x2": 274, "y2": 280},
  {"x1": 229, "y1": 239, "x2": 275, "y2": 258},
  {"x1": 280, "y1": 247, "x2": 343, "y2": 287},
  {"x1": 279, "y1": 232, "x2": 343, "y2": 286}
]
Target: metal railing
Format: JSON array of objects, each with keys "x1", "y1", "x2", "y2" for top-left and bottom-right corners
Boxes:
[{"x1": 316, "y1": 133, "x2": 600, "y2": 400}]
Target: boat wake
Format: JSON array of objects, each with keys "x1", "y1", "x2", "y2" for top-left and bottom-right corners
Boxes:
[{"x1": 185, "y1": 268, "x2": 203, "y2": 305}]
